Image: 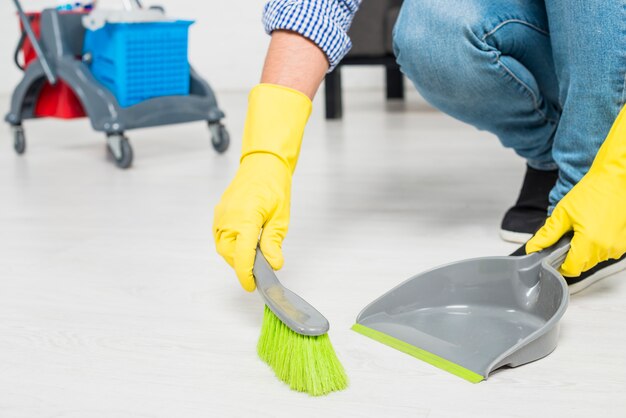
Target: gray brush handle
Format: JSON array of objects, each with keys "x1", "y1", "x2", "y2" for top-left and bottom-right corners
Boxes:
[{"x1": 253, "y1": 247, "x2": 329, "y2": 336}]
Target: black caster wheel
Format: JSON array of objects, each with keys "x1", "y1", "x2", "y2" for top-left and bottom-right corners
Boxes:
[
  {"x1": 209, "y1": 122, "x2": 230, "y2": 154},
  {"x1": 106, "y1": 134, "x2": 133, "y2": 169},
  {"x1": 12, "y1": 125, "x2": 26, "y2": 155}
]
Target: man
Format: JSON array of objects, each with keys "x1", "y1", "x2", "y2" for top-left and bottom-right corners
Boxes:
[{"x1": 213, "y1": 0, "x2": 626, "y2": 293}]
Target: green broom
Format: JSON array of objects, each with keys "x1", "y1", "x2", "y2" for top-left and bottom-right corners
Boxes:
[
  {"x1": 258, "y1": 306, "x2": 348, "y2": 395},
  {"x1": 253, "y1": 249, "x2": 348, "y2": 396}
]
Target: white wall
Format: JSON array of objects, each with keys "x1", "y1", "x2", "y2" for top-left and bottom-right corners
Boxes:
[{"x1": 0, "y1": 0, "x2": 383, "y2": 96}]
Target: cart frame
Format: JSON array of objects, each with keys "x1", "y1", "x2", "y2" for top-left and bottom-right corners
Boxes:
[{"x1": 5, "y1": 1, "x2": 229, "y2": 168}]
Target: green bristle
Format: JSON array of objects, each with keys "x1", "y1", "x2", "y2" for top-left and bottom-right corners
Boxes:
[{"x1": 257, "y1": 305, "x2": 348, "y2": 396}]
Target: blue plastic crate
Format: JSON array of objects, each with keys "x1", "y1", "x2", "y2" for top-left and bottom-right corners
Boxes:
[{"x1": 83, "y1": 20, "x2": 194, "y2": 107}]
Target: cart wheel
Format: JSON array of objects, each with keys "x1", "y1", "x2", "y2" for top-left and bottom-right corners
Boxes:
[
  {"x1": 12, "y1": 126, "x2": 26, "y2": 155},
  {"x1": 209, "y1": 123, "x2": 230, "y2": 154},
  {"x1": 106, "y1": 134, "x2": 133, "y2": 169}
]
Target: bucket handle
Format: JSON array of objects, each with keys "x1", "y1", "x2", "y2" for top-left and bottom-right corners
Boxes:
[{"x1": 11, "y1": 0, "x2": 57, "y2": 85}]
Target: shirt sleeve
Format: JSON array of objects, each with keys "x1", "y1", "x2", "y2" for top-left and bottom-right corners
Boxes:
[{"x1": 263, "y1": 0, "x2": 361, "y2": 71}]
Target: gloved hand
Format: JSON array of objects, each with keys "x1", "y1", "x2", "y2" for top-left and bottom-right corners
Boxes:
[
  {"x1": 526, "y1": 106, "x2": 626, "y2": 277},
  {"x1": 213, "y1": 84, "x2": 312, "y2": 291}
]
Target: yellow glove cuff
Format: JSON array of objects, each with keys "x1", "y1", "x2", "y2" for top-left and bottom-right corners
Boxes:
[{"x1": 241, "y1": 83, "x2": 313, "y2": 174}]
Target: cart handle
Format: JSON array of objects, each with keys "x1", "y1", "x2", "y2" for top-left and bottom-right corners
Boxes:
[
  {"x1": 122, "y1": 0, "x2": 143, "y2": 10},
  {"x1": 11, "y1": 0, "x2": 57, "y2": 85}
]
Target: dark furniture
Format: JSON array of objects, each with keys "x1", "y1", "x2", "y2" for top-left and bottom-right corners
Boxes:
[{"x1": 324, "y1": 0, "x2": 404, "y2": 119}]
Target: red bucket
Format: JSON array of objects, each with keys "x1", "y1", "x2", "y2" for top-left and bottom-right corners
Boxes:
[{"x1": 19, "y1": 11, "x2": 86, "y2": 119}]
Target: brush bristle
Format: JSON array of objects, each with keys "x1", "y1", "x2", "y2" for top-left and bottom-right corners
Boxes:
[{"x1": 257, "y1": 305, "x2": 348, "y2": 396}]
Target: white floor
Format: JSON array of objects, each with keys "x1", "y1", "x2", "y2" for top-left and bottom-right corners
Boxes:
[{"x1": 0, "y1": 90, "x2": 624, "y2": 418}]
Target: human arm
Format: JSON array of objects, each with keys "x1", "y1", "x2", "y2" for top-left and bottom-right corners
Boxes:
[
  {"x1": 213, "y1": 1, "x2": 360, "y2": 291},
  {"x1": 527, "y1": 106, "x2": 626, "y2": 276}
]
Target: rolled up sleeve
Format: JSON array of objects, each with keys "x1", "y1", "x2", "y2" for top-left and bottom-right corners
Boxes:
[{"x1": 263, "y1": 0, "x2": 361, "y2": 71}]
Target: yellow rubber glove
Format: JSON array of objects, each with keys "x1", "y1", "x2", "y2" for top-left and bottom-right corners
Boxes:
[
  {"x1": 526, "y1": 106, "x2": 626, "y2": 277},
  {"x1": 213, "y1": 84, "x2": 312, "y2": 291}
]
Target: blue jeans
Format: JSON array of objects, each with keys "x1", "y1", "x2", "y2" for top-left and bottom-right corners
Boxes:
[{"x1": 393, "y1": 0, "x2": 626, "y2": 208}]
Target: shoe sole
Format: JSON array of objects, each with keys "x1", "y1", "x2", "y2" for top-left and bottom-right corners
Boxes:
[
  {"x1": 568, "y1": 256, "x2": 626, "y2": 295},
  {"x1": 499, "y1": 229, "x2": 533, "y2": 244}
]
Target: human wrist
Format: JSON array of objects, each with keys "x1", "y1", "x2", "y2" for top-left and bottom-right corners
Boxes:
[{"x1": 241, "y1": 84, "x2": 312, "y2": 173}]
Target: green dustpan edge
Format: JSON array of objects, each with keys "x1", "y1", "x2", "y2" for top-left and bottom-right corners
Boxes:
[{"x1": 351, "y1": 323, "x2": 484, "y2": 384}]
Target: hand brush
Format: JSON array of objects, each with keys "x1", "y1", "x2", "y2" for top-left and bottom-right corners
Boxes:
[{"x1": 253, "y1": 247, "x2": 348, "y2": 396}]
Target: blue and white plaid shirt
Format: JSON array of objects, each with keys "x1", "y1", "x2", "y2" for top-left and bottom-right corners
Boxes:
[{"x1": 263, "y1": 0, "x2": 361, "y2": 71}]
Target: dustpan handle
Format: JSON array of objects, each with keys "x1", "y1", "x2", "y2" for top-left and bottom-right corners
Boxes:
[
  {"x1": 540, "y1": 234, "x2": 572, "y2": 270},
  {"x1": 12, "y1": 0, "x2": 57, "y2": 85}
]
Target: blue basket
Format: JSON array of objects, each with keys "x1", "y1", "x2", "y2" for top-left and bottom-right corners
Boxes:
[{"x1": 83, "y1": 20, "x2": 194, "y2": 107}]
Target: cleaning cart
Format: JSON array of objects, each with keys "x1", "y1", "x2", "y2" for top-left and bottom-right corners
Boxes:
[{"x1": 5, "y1": 0, "x2": 229, "y2": 169}]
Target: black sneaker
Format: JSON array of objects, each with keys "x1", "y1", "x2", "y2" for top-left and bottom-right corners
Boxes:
[
  {"x1": 566, "y1": 254, "x2": 626, "y2": 294},
  {"x1": 500, "y1": 165, "x2": 559, "y2": 244},
  {"x1": 511, "y1": 242, "x2": 626, "y2": 294}
]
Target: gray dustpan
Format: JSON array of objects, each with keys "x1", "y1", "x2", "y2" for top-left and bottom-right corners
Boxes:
[{"x1": 353, "y1": 239, "x2": 570, "y2": 383}]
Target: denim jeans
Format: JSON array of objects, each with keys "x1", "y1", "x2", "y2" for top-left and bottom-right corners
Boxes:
[{"x1": 393, "y1": 0, "x2": 626, "y2": 208}]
